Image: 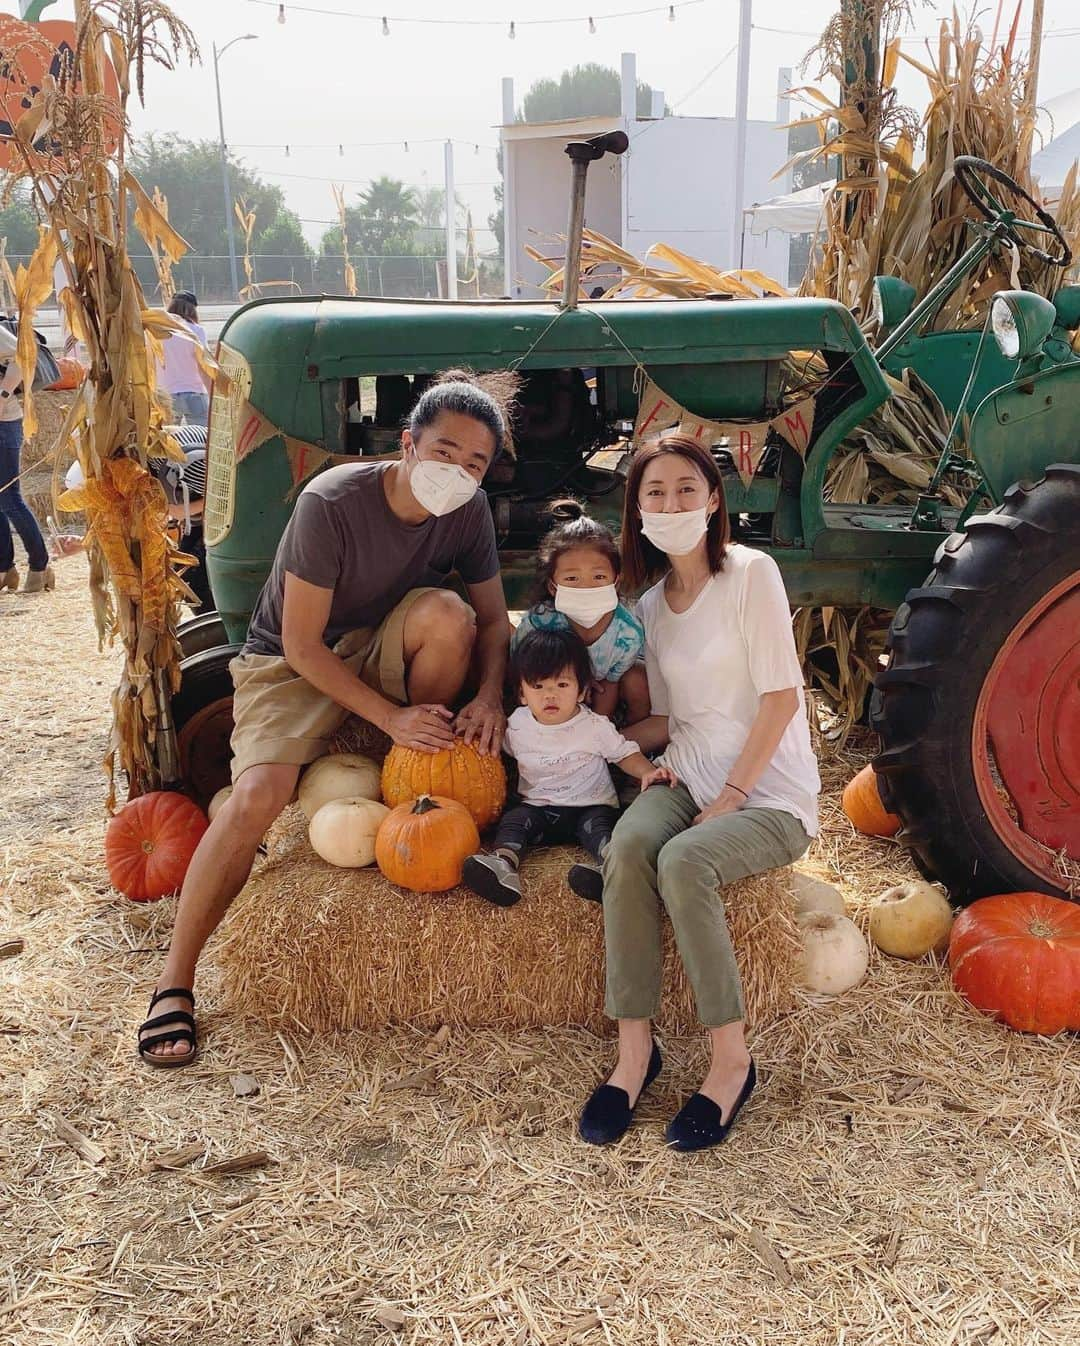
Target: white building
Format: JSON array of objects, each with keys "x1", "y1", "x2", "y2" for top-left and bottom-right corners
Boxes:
[{"x1": 499, "y1": 53, "x2": 795, "y2": 299}]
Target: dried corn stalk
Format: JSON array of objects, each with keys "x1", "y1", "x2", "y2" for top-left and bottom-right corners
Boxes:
[
  {"x1": 3, "y1": 0, "x2": 208, "y2": 804},
  {"x1": 148, "y1": 186, "x2": 176, "y2": 305},
  {"x1": 796, "y1": 8, "x2": 1080, "y2": 321},
  {"x1": 235, "y1": 196, "x2": 257, "y2": 300},
  {"x1": 332, "y1": 183, "x2": 358, "y2": 298}
]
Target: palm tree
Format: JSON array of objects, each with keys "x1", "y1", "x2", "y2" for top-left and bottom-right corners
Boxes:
[{"x1": 354, "y1": 177, "x2": 419, "y2": 254}]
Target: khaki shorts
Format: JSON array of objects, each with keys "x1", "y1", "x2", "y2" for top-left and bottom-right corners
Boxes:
[{"x1": 229, "y1": 587, "x2": 437, "y2": 783}]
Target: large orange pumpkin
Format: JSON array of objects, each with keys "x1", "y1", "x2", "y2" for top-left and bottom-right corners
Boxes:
[
  {"x1": 375, "y1": 794, "x2": 479, "y2": 893},
  {"x1": 105, "y1": 792, "x2": 208, "y2": 901},
  {"x1": 381, "y1": 738, "x2": 506, "y2": 828},
  {"x1": 949, "y1": 892, "x2": 1080, "y2": 1034},
  {"x1": 842, "y1": 764, "x2": 901, "y2": 837}
]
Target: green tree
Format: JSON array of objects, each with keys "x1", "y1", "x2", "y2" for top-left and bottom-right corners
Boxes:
[
  {"x1": 520, "y1": 63, "x2": 664, "y2": 122},
  {"x1": 0, "y1": 188, "x2": 43, "y2": 258}
]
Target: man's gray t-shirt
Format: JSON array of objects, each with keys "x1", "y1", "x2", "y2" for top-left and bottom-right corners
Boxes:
[{"x1": 244, "y1": 461, "x2": 499, "y2": 656}]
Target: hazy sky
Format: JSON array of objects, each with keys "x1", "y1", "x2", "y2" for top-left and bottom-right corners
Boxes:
[{"x1": 9, "y1": 1, "x2": 1080, "y2": 250}]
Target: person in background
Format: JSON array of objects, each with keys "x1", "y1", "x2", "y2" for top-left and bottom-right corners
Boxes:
[
  {"x1": 157, "y1": 291, "x2": 211, "y2": 426},
  {"x1": 0, "y1": 348, "x2": 53, "y2": 594}
]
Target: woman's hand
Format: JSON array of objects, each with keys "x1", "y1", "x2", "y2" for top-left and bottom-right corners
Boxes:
[
  {"x1": 640, "y1": 765, "x2": 678, "y2": 792},
  {"x1": 453, "y1": 692, "x2": 506, "y2": 756},
  {"x1": 693, "y1": 785, "x2": 747, "y2": 825}
]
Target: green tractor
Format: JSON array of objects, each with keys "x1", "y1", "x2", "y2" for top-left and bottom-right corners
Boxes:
[{"x1": 175, "y1": 140, "x2": 1079, "y2": 904}]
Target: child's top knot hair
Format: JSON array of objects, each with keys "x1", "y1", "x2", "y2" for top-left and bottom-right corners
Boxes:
[{"x1": 535, "y1": 501, "x2": 621, "y2": 603}]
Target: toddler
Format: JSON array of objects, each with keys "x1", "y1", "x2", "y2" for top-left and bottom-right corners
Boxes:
[
  {"x1": 463, "y1": 628, "x2": 675, "y2": 907},
  {"x1": 512, "y1": 503, "x2": 650, "y2": 722}
]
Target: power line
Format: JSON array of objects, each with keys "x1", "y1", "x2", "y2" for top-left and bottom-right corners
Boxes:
[
  {"x1": 253, "y1": 0, "x2": 704, "y2": 30},
  {"x1": 230, "y1": 137, "x2": 500, "y2": 152}
]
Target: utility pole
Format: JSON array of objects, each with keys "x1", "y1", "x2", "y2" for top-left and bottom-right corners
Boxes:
[
  {"x1": 1022, "y1": 0, "x2": 1045, "y2": 169},
  {"x1": 444, "y1": 139, "x2": 458, "y2": 300},
  {"x1": 212, "y1": 35, "x2": 257, "y2": 301},
  {"x1": 731, "y1": 0, "x2": 752, "y2": 269}
]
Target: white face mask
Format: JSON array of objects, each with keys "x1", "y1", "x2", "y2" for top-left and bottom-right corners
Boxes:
[
  {"x1": 639, "y1": 505, "x2": 711, "y2": 556},
  {"x1": 409, "y1": 455, "x2": 478, "y2": 517},
  {"x1": 554, "y1": 583, "x2": 618, "y2": 627}
]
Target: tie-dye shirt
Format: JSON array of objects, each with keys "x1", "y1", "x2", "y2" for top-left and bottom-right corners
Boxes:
[{"x1": 511, "y1": 600, "x2": 645, "y2": 683}]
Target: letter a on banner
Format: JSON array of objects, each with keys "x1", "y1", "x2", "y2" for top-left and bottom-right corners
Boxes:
[
  {"x1": 634, "y1": 378, "x2": 682, "y2": 444},
  {"x1": 770, "y1": 395, "x2": 817, "y2": 457}
]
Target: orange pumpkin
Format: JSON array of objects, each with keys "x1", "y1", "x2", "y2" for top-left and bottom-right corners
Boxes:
[
  {"x1": 949, "y1": 892, "x2": 1080, "y2": 1035},
  {"x1": 842, "y1": 764, "x2": 901, "y2": 837},
  {"x1": 375, "y1": 794, "x2": 479, "y2": 893},
  {"x1": 46, "y1": 356, "x2": 87, "y2": 391},
  {"x1": 381, "y1": 738, "x2": 506, "y2": 828},
  {"x1": 105, "y1": 791, "x2": 208, "y2": 901}
]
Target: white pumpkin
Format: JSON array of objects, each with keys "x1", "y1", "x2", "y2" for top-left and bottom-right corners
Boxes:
[
  {"x1": 869, "y1": 880, "x2": 953, "y2": 960},
  {"x1": 791, "y1": 871, "x2": 846, "y2": 919},
  {"x1": 797, "y1": 911, "x2": 868, "y2": 995},
  {"x1": 208, "y1": 786, "x2": 233, "y2": 822},
  {"x1": 308, "y1": 796, "x2": 390, "y2": 868},
  {"x1": 299, "y1": 753, "x2": 382, "y2": 820}
]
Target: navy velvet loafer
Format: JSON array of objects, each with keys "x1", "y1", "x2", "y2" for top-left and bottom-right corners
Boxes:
[
  {"x1": 665, "y1": 1058, "x2": 756, "y2": 1152},
  {"x1": 578, "y1": 1041, "x2": 662, "y2": 1146}
]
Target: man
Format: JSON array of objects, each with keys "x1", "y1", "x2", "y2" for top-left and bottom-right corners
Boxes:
[{"x1": 138, "y1": 373, "x2": 512, "y2": 1065}]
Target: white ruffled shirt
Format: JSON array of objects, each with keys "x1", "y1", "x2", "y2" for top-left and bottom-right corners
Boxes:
[{"x1": 641, "y1": 543, "x2": 820, "y2": 836}]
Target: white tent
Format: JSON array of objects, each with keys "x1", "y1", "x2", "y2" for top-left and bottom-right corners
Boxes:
[
  {"x1": 1032, "y1": 119, "x2": 1080, "y2": 201},
  {"x1": 746, "y1": 181, "x2": 834, "y2": 236}
]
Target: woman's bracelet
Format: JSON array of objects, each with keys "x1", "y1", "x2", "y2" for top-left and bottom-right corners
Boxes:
[{"x1": 726, "y1": 781, "x2": 749, "y2": 799}]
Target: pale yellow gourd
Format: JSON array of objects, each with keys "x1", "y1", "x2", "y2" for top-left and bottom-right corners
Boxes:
[
  {"x1": 791, "y1": 871, "x2": 846, "y2": 918},
  {"x1": 797, "y1": 911, "x2": 869, "y2": 994},
  {"x1": 869, "y1": 880, "x2": 953, "y2": 959},
  {"x1": 299, "y1": 753, "x2": 382, "y2": 821},
  {"x1": 308, "y1": 797, "x2": 390, "y2": 868},
  {"x1": 208, "y1": 786, "x2": 232, "y2": 822}
]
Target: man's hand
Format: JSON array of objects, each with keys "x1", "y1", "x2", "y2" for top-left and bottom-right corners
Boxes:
[
  {"x1": 453, "y1": 692, "x2": 506, "y2": 756},
  {"x1": 693, "y1": 785, "x2": 746, "y2": 825},
  {"x1": 640, "y1": 765, "x2": 678, "y2": 792},
  {"x1": 385, "y1": 703, "x2": 457, "y2": 753}
]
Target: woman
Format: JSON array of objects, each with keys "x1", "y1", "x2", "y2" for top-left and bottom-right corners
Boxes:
[
  {"x1": 157, "y1": 291, "x2": 211, "y2": 426},
  {"x1": 0, "y1": 354, "x2": 53, "y2": 594},
  {"x1": 578, "y1": 434, "x2": 820, "y2": 1152}
]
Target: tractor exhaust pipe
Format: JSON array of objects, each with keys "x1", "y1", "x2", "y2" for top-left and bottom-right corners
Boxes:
[{"x1": 561, "y1": 130, "x2": 629, "y2": 311}]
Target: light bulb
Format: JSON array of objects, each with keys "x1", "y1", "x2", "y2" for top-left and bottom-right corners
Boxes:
[
  {"x1": 404, "y1": 140, "x2": 409, "y2": 152},
  {"x1": 277, "y1": 3, "x2": 285, "y2": 23},
  {"x1": 381, "y1": 16, "x2": 389, "y2": 36},
  {"x1": 588, "y1": 16, "x2": 596, "y2": 33},
  {"x1": 284, "y1": 144, "x2": 290, "y2": 157},
  {"x1": 509, "y1": 20, "x2": 516, "y2": 39},
  {"x1": 474, "y1": 143, "x2": 479, "y2": 154},
  {"x1": 668, "y1": 4, "x2": 676, "y2": 19},
  {"x1": 338, "y1": 143, "x2": 344, "y2": 157}
]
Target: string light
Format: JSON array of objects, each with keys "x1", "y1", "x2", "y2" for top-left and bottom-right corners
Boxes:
[
  {"x1": 509, "y1": 20, "x2": 516, "y2": 39},
  {"x1": 244, "y1": 1, "x2": 704, "y2": 30},
  {"x1": 277, "y1": 3, "x2": 286, "y2": 22},
  {"x1": 338, "y1": 143, "x2": 344, "y2": 156},
  {"x1": 588, "y1": 16, "x2": 596, "y2": 32},
  {"x1": 285, "y1": 144, "x2": 290, "y2": 156}
]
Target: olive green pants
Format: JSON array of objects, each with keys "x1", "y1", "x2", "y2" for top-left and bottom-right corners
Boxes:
[{"x1": 601, "y1": 783, "x2": 811, "y2": 1026}]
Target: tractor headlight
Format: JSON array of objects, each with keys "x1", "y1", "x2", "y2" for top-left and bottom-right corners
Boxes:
[
  {"x1": 990, "y1": 291, "x2": 1057, "y2": 361},
  {"x1": 871, "y1": 275, "x2": 917, "y2": 331}
]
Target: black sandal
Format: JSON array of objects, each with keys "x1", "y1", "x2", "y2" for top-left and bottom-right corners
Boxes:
[{"x1": 137, "y1": 986, "x2": 198, "y2": 1069}]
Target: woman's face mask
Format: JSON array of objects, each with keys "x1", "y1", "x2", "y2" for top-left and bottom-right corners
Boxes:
[
  {"x1": 408, "y1": 451, "x2": 478, "y2": 517},
  {"x1": 639, "y1": 505, "x2": 712, "y2": 556},
  {"x1": 553, "y1": 583, "x2": 618, "y2": 627}
]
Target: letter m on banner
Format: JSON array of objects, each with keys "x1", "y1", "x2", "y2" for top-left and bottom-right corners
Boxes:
[{"x1": 770, "y1": 395, "x2": 817, "y2": 457}]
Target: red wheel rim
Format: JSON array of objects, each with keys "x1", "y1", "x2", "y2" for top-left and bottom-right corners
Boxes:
[{"x1": 972, "y1": 570, "x2": 1080, "y2": 894}]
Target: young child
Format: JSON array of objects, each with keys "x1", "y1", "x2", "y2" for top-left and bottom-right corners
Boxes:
[
  {"x1": 463, "y1": 628, "x2": 675, "y2": 907},
  {"x1": 512, "y1": 504, "x2": 650, "y2": 723}
]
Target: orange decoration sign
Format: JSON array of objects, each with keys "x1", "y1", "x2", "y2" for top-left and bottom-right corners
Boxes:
[{"x1": 0, "y1": 18, "x2": 120, "y2": 170}]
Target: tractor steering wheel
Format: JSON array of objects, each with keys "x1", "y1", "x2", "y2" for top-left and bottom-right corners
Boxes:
[{"x1": 954, "y1": 155, "x2": 1072, "y2": 268}]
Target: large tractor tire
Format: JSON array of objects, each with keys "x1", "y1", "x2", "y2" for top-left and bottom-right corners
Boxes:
[
  {"x1": 870, "y1": 464, "x2": 1080, "y2": 903},
  {"x1": 172, "y1": 643, "x2": 240, "y2": 812},
  {"x1": 177, "y1": 610, "x2": 226, "y2": 660}
]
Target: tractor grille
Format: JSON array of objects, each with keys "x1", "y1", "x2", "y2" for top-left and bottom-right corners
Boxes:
[{"x1": 203, "y1": 344, "x2": 252, "y2": 547}]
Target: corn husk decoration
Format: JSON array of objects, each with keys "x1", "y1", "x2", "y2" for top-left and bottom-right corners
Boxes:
[
  {"x1": 235, "y1": 196, "x2": 258, "y2": 301},
  {"x1": 2, "y1": 1, "x2": 214, "y2": 805},
  {"x1": 148, "y1": 186, "x2": 176, "y2": 305}
]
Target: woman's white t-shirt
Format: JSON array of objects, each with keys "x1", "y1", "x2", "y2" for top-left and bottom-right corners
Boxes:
[
  {"x1": 504, "y1": 704, "x2": 639, "y2": 808},
  {"x1": 641, "y1": 543, "x2": 820, "y2": 836},
  {"x1": 156, "y1": 318, "x2": 208, "y2": 397}
]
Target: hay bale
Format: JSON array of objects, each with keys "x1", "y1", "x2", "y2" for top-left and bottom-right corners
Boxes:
[{"x1": 215, "y1": 809, "x2": 799, "y2": 1034}]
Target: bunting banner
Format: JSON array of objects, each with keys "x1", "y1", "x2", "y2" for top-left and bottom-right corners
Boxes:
[
  {"x1": 285, "y1": 438, "x2": 332, "y2": 498},
  {"x1": 234, "y1": 401, "x2": 279, "y2": 465},
  {"x1": 634, "y1": 378, "x2": 817, "y2": 487}
]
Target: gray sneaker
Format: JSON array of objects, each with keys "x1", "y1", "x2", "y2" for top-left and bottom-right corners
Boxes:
[{"x1": 462, "y1": 852, "x2": 522, "y2": 907}]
